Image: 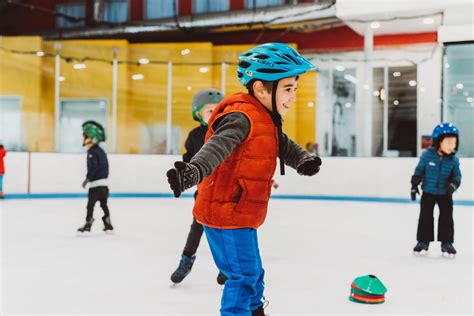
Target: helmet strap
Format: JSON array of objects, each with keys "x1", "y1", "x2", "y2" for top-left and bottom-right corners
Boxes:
[{"x1": 271, "y1": 80, "x2": 285, "y2": 176}]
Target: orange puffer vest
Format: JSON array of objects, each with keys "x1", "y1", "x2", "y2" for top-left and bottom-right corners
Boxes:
[{"x1": 193, "y1": 93, "x2": 278, "y2": 229}]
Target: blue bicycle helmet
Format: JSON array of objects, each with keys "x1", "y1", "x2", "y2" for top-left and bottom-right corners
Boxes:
[
  {"x1": 237, "y1": 42, "x2": 315, "y2": 86},
  {"x1": 432, "y1": 123, "x2": 459, "y2": 151}
]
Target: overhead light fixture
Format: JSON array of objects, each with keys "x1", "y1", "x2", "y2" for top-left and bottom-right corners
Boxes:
[
  {"x1": 423, "y1": 18, "x2": 434, "y2": 25},
  {"x1": 370, "y1": 22, "x2": 380, "y2": 29},
  {"x1": 199, "y1": 67, "x2": 209, "y2": 73},
  {"x1": 36, "y1": 51, "x2": 45, "y2": 57},
  {"x1": 138, "y1": 58, "x2": 149, "y2": 65},
  {"x1": 181, "y1": 49, "x2": 190, "y2": 56},
  {"x1": 345, "y1": 102, "x2": 352, "y2": 108},
  {"x1": 409, "y1": 80, "x2": 417, "y2": 87},
  {"x1": 73, "y1": 63, "x2": 86, "y2": 70},
  {"x1": 393, "y1": 100, "x2": 399, "y2": 106},
  {"x1": 393, "y1": 71, "x2": 401, "y2": 77},
  {"x1": 307, "y1": 102, "x2": 314, "y2": 107},
  {"x1": 372, "y1": 90, "x2": 380, "y2": 97},
  {"x1": 187, "y1": 86, "x2": 192, "y2": 91},
  {"x1": 131, "y1": 74, "x2": 144, "y2": 80},
  {"x1": 59, "y1": 76, "x2": 65, "y2": 82},
  {"x1": 456, "y1": 83, "x2": 464, "y2": 89},
  {"x1": 335, "y1": 65, "x2": 345, "y2": 72}
]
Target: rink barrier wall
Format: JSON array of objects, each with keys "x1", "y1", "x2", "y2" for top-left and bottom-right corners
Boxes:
[
  {"x1": 3, "y1": 152, "x2": 474, "y2": 204},
  {"x1": 4, "y1": 193, "x2": 474, "y2": 206}
]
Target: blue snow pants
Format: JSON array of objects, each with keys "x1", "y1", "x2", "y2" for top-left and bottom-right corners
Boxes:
[{"x1": 203, "y1": 226, "x2": 265, "y2": 316}]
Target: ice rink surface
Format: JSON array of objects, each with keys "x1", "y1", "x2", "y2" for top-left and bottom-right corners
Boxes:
[{"x1": 1, "y1": 197, "x2": 472, "y2": 315}]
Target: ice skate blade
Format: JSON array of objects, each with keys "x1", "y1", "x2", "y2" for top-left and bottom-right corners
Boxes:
[
  {"x1": 442, "y1": 252, "x2": 455, "y2": 259},
  {"x1": 413, "y1": 249, "x2": 427, "y2": 256}
]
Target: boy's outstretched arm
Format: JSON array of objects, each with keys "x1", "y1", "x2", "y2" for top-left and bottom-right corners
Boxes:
[
  {"x1": 282, "y1": 134, "x2": 322, "y2": 176},
  {"x1": 167, "y1": 113, "x2": 250, "y2": 197}
]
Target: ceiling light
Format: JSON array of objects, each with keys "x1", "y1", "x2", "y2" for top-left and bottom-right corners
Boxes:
[
  {"x1": 423, "y1": 18, "x2": 434, "y2": 25},
  {"x1": 131, "y1": 74, "x2": 144, "y2": 80},
  {"x1": 138, "y1": 58, "x2": 149, "y2": 65},
  {"x1": 370, "y1": 22, "x2": 380, "y2": 29},
  {"x1": 73, "y1": 63, "x2": 86, "y2": 70}
]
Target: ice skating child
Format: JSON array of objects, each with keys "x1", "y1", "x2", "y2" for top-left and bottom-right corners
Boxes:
[
  {"x1": 411, "y1": 123, "x2": 461, "y2": 257},
  {"x1": 78, "y1": 121, "x2": 113, "y2": 233},
  {"x1": 167, "y1": 43, "x2": 322, "y2": 316},
  {"x1": 170, "y1": 88, "x2": 228, "y2": 285},
  {"x1": 0, "y1": 144, "x2": 6, "y2": 199}
]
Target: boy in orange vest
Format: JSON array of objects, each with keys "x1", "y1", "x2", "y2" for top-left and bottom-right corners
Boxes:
[{"x1": 167, "y1": 43, "x2": 321, "y2": 316}]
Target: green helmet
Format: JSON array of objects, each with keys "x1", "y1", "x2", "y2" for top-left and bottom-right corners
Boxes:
[
  {"x1": 192, "y1": 89, "x2": 224, "y2": 125},
  {"x1": 82, "y1": 121, "x2": 106, "y2": 144}
]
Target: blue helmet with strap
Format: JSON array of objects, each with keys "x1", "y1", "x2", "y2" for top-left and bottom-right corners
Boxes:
[
  {"x1": 431, "y1": 123, "x2": 459, "y2": 151},
  {"x1": 237, "y1": 42, "x2": 316, "y2": 86}
]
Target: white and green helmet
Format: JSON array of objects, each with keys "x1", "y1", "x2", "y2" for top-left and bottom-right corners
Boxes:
[
  {"x1": 192, "y1": 89, "x2": 224, "y2": 125},
  {"x1": 82, "y1": 121, "x2": 106, "y2": 144}
]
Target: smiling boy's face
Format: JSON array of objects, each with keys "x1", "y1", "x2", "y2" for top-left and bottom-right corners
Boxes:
[{"x1": 253, "y1": 76, "x2": 298, "y2": 117}]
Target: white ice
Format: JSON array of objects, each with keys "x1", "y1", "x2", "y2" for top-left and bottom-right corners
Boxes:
[{"x1": 1, "y1": 198, "x2": 473, "y2": 315}]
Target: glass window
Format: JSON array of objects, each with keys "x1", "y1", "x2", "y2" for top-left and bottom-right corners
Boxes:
[
  {"x1": 193, "y1": 0, "x2": 229, "y2": 14},
  {"x1": 444, "y1": 44, "x2": 474, "y2": 157},
  {"x1": 56, "y1": 3, "x2": 86, "y2": 28},
  {"x1": 373, "y1": 66, "x2": 417, "y2": 157},
  {"x1": 316, "y1": 67, "x2": 357, "y2": 157},
  {"x1": 331, "y1": 68, "x2": 357, "y2": 156},
  {"x1": 145, "y1": 0, "x2": 177, "y2": 19},
  {"x1": 58, "y1": 99, "x2": 108, "y2": 153},
  {"x1": 0, "y1": 96, "x2": 23, "y2": 151},
  {"x1": 104, "y1": 0, "x2": 129, "y2": 23},
  {"x1": 245, "y1": 0, "x2": 284, "y2": 9}
]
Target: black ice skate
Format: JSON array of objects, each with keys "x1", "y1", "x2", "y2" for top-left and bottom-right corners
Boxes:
[
  {"x1": 441, "y1": 243, "x2": 456, "y2": 258},
  {"x1": 77, "y1": 218, "x2": 94, "y2": 232},
  {"x1": 102, "y1": 216, "x2": 114, "y2": 232},
  {"x1": 252, "y1": 301, "x2": 269, "y2": 316},
  {"x1": 413, "y1": 241, "x2": 429, "y2": 255},
  {"x1": 217, "y1": 271, "x2": 228, "y2": 285},
  {"x1": 170, "y1": 255, "x2": 196, "y2": 284}
]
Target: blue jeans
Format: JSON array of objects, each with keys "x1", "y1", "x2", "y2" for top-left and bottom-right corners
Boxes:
[{"x1": 203, "y1": 226, "x2": 265, "y2": 316}]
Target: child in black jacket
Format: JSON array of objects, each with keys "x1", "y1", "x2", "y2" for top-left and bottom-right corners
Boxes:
[
  {"x1": 170, "y1": 89, "x2": 226, "y2": 284},
  {"x1": 78, "y1": 121, "x2": 113, "y2": 233}
]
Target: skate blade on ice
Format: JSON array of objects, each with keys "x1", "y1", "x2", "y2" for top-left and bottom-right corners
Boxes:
[
  {"x1": 442, "y1": 252, "x2": 455, "y2": 259},
  {"x1": 413, "y1": 249, "x2": 428, "y2": 256}
]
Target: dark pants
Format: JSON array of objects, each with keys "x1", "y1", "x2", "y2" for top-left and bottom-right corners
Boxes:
[
  {"x1": 416, "y1": 193, "x2": 454, "y2": 243},
  {"x1": 182, "y1": 191, "x2": 204, "y2": 257},
  {"x1": 86, "y1": 186, "x2": 110, "y2": 221}
]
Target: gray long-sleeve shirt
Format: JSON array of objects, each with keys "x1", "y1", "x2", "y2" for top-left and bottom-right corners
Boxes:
[{"x1": 191, "y1": 112, "x2": 313, "y2": 178}]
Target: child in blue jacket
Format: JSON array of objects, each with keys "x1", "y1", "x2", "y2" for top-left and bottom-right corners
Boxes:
[{"x1": 411, "y1": 123, "x2": 461, "y2": 256}]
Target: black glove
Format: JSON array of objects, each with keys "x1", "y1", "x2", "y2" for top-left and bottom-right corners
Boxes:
[
  {"x1": 410, "y1": 186, "x2": 420, "y2": 201},
  {"x1": 297, "y1": 156, "x2": 322, "y2": 176},
  {"x1": 447, "y1": 182, "x2": 457, "y2": 195},
  {"x1": 82, "y1": 178, "x2": 89, "y2": 189},
  {"x1": 166, "y1": 161, "x2": 202, "y2": 198}
]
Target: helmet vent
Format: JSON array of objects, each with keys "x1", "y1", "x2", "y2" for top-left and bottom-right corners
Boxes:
[
  {"x1": 254, "y1": 54, "x2": 269, "y2": 59},
  {"x1": 256, "y1": 68, "x2": 286, "y2": 73},
  {"x1": 284, "y1": 53, "x2": 300, "y2": 65},
  {"x1": 239, "y1": 61, "x2": 251, "y2": 69}
]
